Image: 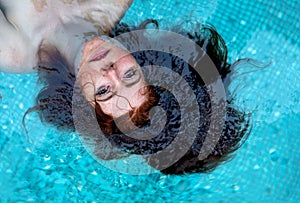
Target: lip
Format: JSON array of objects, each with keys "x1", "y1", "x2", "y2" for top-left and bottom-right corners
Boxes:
[{"x1": 89, "y1": 49, "x2": 110, "y2": 62}]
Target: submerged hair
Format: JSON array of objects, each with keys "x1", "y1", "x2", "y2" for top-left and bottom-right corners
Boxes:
[{"x1": 33, "y1": 19, "x2": 251, "y2": 174}]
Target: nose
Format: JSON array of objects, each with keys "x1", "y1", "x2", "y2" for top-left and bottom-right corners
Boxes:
[{"x1": 98, "y1": 65, "x2": 121, "y2": 89}]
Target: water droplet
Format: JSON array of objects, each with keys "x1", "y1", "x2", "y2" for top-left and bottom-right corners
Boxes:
[
  {"x1": 91, "y1": 171, "x2": 97, "y2": 175},
  {"x1": 240, "y1": 20, "x2": 246, "y2": 25},
  {"x1": 269, "y1": 148, "x2": 276, "y2": 154},
  {"x1": 44, "y1": 165, "x2": 51, "y2": 170},
  {"x1": 204, "y1": 185, "x2": 211, "y2": 189},
  {"x1": 269, "y1": 148, "x2": 279, "y2": 162},
  {"x1": 77, "y1": 185, "x2": 83, "y2": 191},
  {"x1": 44, "y1": 155, "x2": 51, "y2": 161},
  {"x1": 26, "y1": 147, "x2": 32, "y2": 153},
  {"x1": 232, "y1": 185, "x2": 240, "y2": 191},
  {"x1": 19, "y1": 102, "x2": 24, "y2": 109},
  {"x1": 253, "y1": 164, "x2": 260, "y2": 170},
  {"x1": 6, "y1": 169, "x2": 13, "y2": 173}
]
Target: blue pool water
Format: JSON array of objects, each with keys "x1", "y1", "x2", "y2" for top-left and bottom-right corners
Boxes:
[{"x1": 0, "y1": 0, "x2": 299, "y2": 202}]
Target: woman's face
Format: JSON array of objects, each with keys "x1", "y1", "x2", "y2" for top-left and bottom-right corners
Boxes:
[{"x1": 78, "y1": 37, "x2": 147, "y2": 118}]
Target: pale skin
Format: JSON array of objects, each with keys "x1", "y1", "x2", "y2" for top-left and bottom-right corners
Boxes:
[
  {"x1": 0, "y1": 0, "x2": 133, "y2": 73},
  {"x1": 79, "y1": 37, "x2": 147, "y2": 117}
]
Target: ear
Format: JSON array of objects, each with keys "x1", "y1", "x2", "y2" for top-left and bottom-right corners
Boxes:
[{"x1": 80, "y1": 0, "x2": 133, "y2": 34}]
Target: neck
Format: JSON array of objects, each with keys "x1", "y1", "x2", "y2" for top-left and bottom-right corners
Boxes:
[{"x1": 46, "y1": 19, "x2": 102, "y2": 74}]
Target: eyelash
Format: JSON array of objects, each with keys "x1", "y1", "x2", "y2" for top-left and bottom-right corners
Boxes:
[{"x1": 96, "y1": 86, "x2": 110, "y2": 96}]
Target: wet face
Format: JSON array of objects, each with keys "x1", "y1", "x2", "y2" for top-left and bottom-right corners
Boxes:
[{"x1": 78, "y1": 37, "x2": 147, "y2": 118}]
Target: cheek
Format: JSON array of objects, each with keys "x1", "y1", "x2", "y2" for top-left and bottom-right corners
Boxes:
[
  {"x1": 99, "y1": 101, "x2": 114, "y2": 115},
  {"x1": 131, "y1": 91, "x2": 147, "y2": 108},
  {"x1": 79, "y1": 72, "x2": 96, "y2": 103},
  {"x1": 99, "y1": 96, "x2": 131, "y2": 117}
]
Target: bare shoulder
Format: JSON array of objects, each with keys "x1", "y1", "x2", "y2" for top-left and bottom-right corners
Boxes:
[
  {"x1": 0, "y1": 0, "x2": 133, "y2": 30},
  {"x1": 76, "y1": 0, "x2": 133, "y2": 33},
  {"x1": 0, "y1": 0, "x2": 133, "y2": 73},
  {"x1": 7, "y1": 0, "x2": 133, "y2": 33},
  {"x1": 0, "y1": 1, "x2": 36, "y2": 73}
]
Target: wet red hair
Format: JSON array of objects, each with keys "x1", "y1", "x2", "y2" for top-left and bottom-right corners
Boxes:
[{"x1": 94, "y1": 85, "x2": 158, "y2": 135}]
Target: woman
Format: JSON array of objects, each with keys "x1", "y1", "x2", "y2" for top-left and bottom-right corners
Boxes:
[
  {"x1": 0, "y1": 0, "x2": 132, "y2": 73},
  {"x1": 34, "y1": 20, "x2": 250, "y2": 174}
]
